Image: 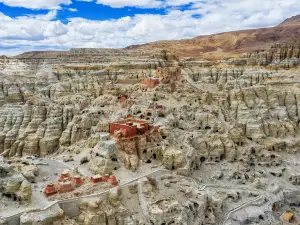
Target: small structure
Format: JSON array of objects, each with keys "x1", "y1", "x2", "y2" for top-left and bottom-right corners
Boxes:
[
  {"x1": 90, "y1": 174, "x2": 118, "y2": 186},
  {"x1": 91, "y1": 175, "x2": 102, "y2": 184},
  {"x1": 44, "y1": 183, "x2": 57, "y2": 196},
  {"x1": 102, "y1": 174, "x2": 110, "y2": 181},
  {"x1": 107, "y1": 176, "x2": 118, "y2": 186},
  {"x1": 117, "y1": 94, "x2": 129, "y2": 108},
  {"x1": 117, "y1": 94, "x2": 128, "y2": 101},
  {"x1": 71, "y1": 175, "x2": 84, "y2": 187},
  {"x1": 281, "y1": 210, "x2": 295, "y2": 223},
  {"x1": 144, "y1": 104, "x2": 165, "y2": 120},
  {"x1": 109, "y1": 117, "x2": 160, "y2": 170},
  {"x1": 141, "y1": 72, "x2": 160, "y2": 89},
  {"x1": 58, "y1": 171, "x2": 70, "y2": 182},
  {"x1": 156, "y1": 66, "x2": 181, "y2": 84},
  {"x1": 57, "y1": 181, "x2": 74, "y2": 193},
  {"x1": 110, "y1": 118, "x2": 150, "y2": 140}
]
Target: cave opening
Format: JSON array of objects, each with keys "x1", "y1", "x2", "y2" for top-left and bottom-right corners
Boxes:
[{"x1": 200, "y1": 156, "x2": 206, "y2": 162}]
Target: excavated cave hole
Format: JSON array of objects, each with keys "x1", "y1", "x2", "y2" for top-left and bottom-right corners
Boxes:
[
  {"x1": 4, "y1": 193, "x2": 18, "y2": 201},
  {"x1": 162, "y1": 136, "x2": 167, "y2": 139},
  {"x1": 3, "y1": 193, "x2": 12, "y2": 199},
  {"x1": 146, "y1": 159, "x2": 152, "y2": 163},
  {"x1": 112, "y1": 157, "x2": 118, "y2": 162},
  {"x1": 153, "y1": 154, "x2": 156, "y2": 159},
  {"x1": 200, "y1": 156, "x2": 206, "y2": 162},
  {"x1": 220, "y1": 154, "x2": 225, "y2": 161}
]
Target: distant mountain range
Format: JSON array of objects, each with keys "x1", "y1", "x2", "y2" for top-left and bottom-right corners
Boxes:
[
  {"x1": 126, "y1": 14, "x2": 300, "y2": 60},
  {"x1": 14, "y1": 15, "x2": 300, "y2": 60}
]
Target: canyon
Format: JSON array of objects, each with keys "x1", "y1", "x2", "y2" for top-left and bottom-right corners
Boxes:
[{"x1": 0, "y1": 15, "x2": 300, "y2": 225}]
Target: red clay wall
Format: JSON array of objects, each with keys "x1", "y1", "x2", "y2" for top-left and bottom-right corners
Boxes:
[
  {"x1": 141, "y1": 78, "x2": 160, "y2": 88},
  {"x1": 110, "y1": 119, "x2": 150, "y2": 139},
  {"x1": 110, "y1": 123, "x2": 137, "y2": 138}
]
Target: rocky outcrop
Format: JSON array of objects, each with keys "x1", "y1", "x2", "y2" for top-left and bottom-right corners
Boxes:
[
  {"x1": 20, "y1": 204, "x2": 63, "y2": 225},
  {"x1": 21, "y1": 165, "x2": 39, "y2": 183}
]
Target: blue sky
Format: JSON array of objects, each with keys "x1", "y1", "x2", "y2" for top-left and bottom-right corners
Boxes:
[
  {"x1": 0, "y1": 0, "x2": 299, "y2": 55},
  {"x1": 0, "y1": 1, "x2": 167, "y2": 22}
]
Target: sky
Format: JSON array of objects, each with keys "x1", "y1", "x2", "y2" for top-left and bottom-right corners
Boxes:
[{"x1": 0, "y1": 0, "x2": 299, "y2": 56}]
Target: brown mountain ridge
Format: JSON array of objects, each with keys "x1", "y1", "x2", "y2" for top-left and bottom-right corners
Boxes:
[
  {"x1": 126, "y1": 14, "x2": 300, "y2": 60},
  {"x1": 15, "y1": 14, "x2": 300, "y2": 60}
]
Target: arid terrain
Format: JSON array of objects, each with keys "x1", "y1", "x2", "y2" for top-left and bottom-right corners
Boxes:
[
  {"x1": 126, "y1": 14, "x2": 300, "y2": 60},
  {"x1": 0, "y1": 15, "x2": 300, "y2": 225}
]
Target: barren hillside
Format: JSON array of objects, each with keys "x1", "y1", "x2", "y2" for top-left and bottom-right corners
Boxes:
[{"x1": 126, "y1": 15, "x2": 300, "y2": 60}]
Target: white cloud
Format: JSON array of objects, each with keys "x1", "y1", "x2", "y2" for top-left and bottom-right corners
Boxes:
[
  {"x1": 95, "y1": 0, "x2": 194, "y2": 8},
  {"x1": 68, "y1": 8, "x2": 78, "y2": 12},
  {"x1": 96, "y1": 0, "x2": 162, "y2": 8},
  {"x1": 0, "y1": 0, "x2": 300, "y2": 56},
  {"x1": 0, "y1": 0, "x2": 72, "y2": 9}
]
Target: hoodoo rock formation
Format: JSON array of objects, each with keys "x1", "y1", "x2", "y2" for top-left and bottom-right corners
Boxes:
[{"x1": 1, "y1": 15, "x2": 300, "y2": 225}]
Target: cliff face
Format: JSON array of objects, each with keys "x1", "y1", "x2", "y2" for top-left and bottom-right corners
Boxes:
[
  {"x1": 0, "y1": 50, "x2": 170, "y2": 158},
  {"x1": 243, "y1": 41, "x2": 300, "y2": 67}
]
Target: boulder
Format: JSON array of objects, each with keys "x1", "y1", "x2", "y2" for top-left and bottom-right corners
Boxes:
[{"x1": 22, "y1": 165, "x2": 39, "y2": 183}]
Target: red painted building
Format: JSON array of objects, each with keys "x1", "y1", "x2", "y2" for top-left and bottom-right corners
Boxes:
[
  {"x1": 44, "y1": 183, "x2": 57, "y2": 196},
  {"x1": 91, "y1": 175, "x2": 102, "y2": 184},
  {"x1": 107, "y1": 176, "x2": 118, "y2": 186},
  {"x1": 141, "y1": 77, "x2": 160, "y2": 88},
  {"x1": 57, "y1": 181, "x2": 74, "y2": 193},
  {"x1": 58, "y1": 171, "x2": 70, "y2": 182},
  {"x1": 117, "y1": 94, "x2": 128, "y2": 101},
  {"x1": 141, "y1": 71, "x2": 160, "y2": 88},
  {"x1": 90, "y1": 174, "x2": 118, "y2": 186},
  {"x1": 110, "y1": 118, "x2": 150, "y2": 139},
  {"x1": 71, "y1": 175, "x2": 84, "y2": 187}
]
